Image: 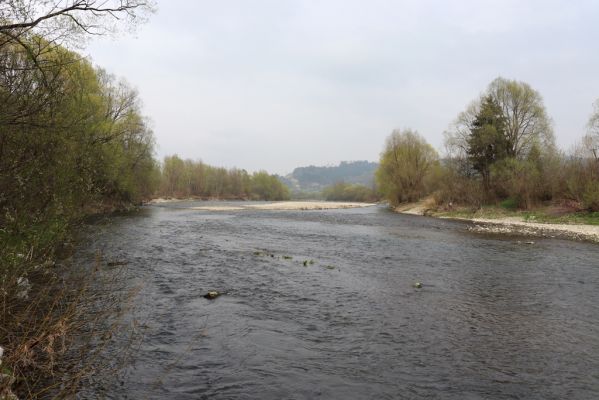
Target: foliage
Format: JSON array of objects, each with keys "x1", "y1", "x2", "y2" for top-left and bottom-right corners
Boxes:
[
  {"x1": 439, "y1": 77, "x2": 565, "y2": 209},
  {"x1": 250, "y1": 171, "x2": 290, "y2": 201},
  {"x1": 158, "y1": 156, "x2": 289, "y2": 201},
  {"x1": 583, "y1": 98, "x2": 599, "y2": 164},
  {"x1": 0, "y1": 40, "x2": 158, "y2": 234},
  {"x1": 489, "y1": 158, "x2": 542, "y2": 209},
  {"x1": 466, "y1": 95, "x2": 509, "y2": 191},
  {"x1": 429, "y1": 159, "x2": 484, "y2": 207},
  {"x1": 1, "y1": 26, "x2": 156, "y2": 398},
  {"x1": 499, "y1": 197, "x2": 518, "y2": 211},
  {"x1": 487, "y1": 77, "x2": 555, "y2": 157},
  {"x1": 582, "y1": 181, "x2": 599, "y2": 211},
  {"x1": 445, "y1": 77, "x2": 554, "y2": 160},
  {"x1": 523, "y1": 210, "x2": 599, "y2": 225},
  {"x1": 322, "y1": 182, "x2": 379, "y2": 202},
  {"x1": 563, "y1": 134, "x2": 599, "y2": 210},
  {"x1": 376, "y1": 129, "x2": 439, "y2": 205}
]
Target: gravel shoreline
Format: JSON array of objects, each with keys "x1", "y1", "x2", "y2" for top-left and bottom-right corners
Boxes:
[
  {"x1": 466, "y1": 217, "x2": 599, "y2": 243},
  {"x1": 396, "y1": 204, "x2": 599, "y2": 244},
  {"x1": 148, "y1": 199, "x2": 376, "y2": 211}
]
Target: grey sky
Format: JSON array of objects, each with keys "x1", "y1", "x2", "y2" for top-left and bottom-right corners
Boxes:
[{"x1": 87, "y1": 0, "x2": 599, "y2": 175}]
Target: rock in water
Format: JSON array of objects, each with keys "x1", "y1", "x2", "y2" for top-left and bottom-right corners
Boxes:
[
  {"x1": 203, "y1": 291, "x2": 220, "y2": 300},
  {"x1": 414, "y1": 282, "x2": 423, "y2": 289},
  {"x1": 107, "y1": 260, "x2": 129, "y2": 267}
]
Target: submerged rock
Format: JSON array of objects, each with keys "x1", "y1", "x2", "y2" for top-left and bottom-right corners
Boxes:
[{"x1": 203, "y1": 291, "x2": 221, "y2": 300}]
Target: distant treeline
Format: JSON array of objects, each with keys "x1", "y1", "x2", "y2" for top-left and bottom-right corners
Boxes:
[
  {"x1": 285, "y1": 160, "x2": 378, "y2": 192},
  {"x1": 375, "y1": 77, "x2": 599, "y2": 212},
  {"x1": 159, "y1": 155, "x2": 290, "y2": 201},
  {"x1": 292, "y1": 160, "x2": 377, "y2": 185}
]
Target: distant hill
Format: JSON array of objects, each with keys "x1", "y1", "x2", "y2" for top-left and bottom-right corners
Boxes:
[{"x1": 281, "y1": 161, "x2": 378, "y2": 193}]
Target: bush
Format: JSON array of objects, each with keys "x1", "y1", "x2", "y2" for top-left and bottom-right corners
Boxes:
[
  {"x1": 491, "y1": 158, "x2": 541, "y2": 209},
  {"x1": 499, "y1": 198, "x2": 518, "y2": 210},
  {"x1": 249, "y1": 171, "x2": 290, "y2": 201},
  {"x1": 322, "y1": 183, "x2": 379, "y2": 202},
  {"x1": 583, "y1": 181, "x2": 599, "y2": 211},
  {"x1": 433, "y1": 159, "x2": 484, "y2": 207}
]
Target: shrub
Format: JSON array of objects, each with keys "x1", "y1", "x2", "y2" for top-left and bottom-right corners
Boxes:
[
  {"x1": 583, "y1": 181, "x2": 599, "y2": 211},
  {"x1": 322, "y1": 183, "x2": 379, "y2": 202}
]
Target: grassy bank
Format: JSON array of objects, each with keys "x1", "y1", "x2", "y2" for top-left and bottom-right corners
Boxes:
[
  {"x1": 395, "y1": 201, "x2": 599, "y2": 243},
  {"x1": 433, "y1": 205, "x2": 599, "y2": 226}
]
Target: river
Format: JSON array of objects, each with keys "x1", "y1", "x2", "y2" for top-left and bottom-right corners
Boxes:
[{"x1": 75, "y1": 202, "x2": 599, "y2": 399}]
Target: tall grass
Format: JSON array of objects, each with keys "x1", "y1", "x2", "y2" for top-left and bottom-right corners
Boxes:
[{"x1": 1, "y1": 239, "x2": 141, "y2": 399}]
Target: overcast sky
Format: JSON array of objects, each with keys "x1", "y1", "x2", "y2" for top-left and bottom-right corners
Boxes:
[{"x1": 87, "y1": 0, "x2": 599, "y2": 175}]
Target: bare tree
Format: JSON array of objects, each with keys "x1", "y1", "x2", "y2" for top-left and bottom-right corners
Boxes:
[
  {"x1": 488, "y1": 77, "x2": 554, "y2": 157},
  {"x1": 0, "y1": 1, "x2": 154, "y2": 38},
  {"x1": 585, "y1": 98, "x2": 599, "y2": 162},
  {"x1": 0, "y1": 0, "x2": 154, "y2": 71},
  {"x1": 443, "y1": 99, "x2": 479, "y2": 159},
  {"x1": 445, "y1": 77, "x2": 555, "y2": 159}
]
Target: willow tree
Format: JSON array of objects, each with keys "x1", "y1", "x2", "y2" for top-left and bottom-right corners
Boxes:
[
  {"x1": 250, "y1": 171, "x2": 290, "y2": 201},
  {"x1": 376, "y1": 129, "x2": 439, "y2": 205}
]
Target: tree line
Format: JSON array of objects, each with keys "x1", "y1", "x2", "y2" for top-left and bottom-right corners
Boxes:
[
  {"x1": 1, "y1": 26, "x2": 159, "y2": 257},
  {"x1": 376, "y1": 77, "x2": 599, "y2": 212},
  {"x1": 1, "y1": 1, "x2": 160, "y2": 398},
  {"x1": 0, "y1": 2, "x2": 282, "y2": 397},
  {"x1": 159, "y1": 155, "x2": 290, "y2": 201},
  {"x1": 321, "y1": 182, "x2": 379, "y2": 203}
]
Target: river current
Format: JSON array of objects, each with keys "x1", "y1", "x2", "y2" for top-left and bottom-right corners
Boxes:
[{"x1": 76, "y1": 202, "x2": 599, "y2": 399}]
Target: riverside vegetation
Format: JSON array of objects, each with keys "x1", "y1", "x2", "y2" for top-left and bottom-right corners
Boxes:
[
  {"x1": 2, "y1": 2, "x2": 599, "y2": 398},
  {"x1": 0, "y1": 2, "x2": 286, "y2": 398},
  {"x1": 375, "y1": 77, "x2": 599, "y2": 225},
  {"x1": 1, "y1": 2, "x2": 159, "y2": 398}
]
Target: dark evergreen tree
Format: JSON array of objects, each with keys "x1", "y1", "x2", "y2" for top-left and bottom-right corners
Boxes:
[{"x1": 467, "y1": 96, "x2": 509, "y2": 192}]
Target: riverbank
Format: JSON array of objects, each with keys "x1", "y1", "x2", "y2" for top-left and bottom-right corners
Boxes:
[
  {"x1": 149, "y1": 199, "x2": 377, "y2": 211},
  {"x1": 395, "y1": 202, "x2": 599, "y2": 243}
]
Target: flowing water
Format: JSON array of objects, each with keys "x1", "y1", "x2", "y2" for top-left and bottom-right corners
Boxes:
[{"x1": 77, "y1": 202, "x2": 599, "y2": 399}]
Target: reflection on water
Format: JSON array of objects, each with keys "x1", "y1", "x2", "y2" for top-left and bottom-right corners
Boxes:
[{"x1": 76, "y1": 202, "x2": 599, "y2": 399}]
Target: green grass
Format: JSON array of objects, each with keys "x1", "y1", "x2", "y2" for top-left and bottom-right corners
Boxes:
[
  {"x1": 434, "y1": 206, "x2": 515, "y2": 220},
  {"x1": 499, "y1": 197, "x2": 518, "y2": 210},
  {"x1": 522, "y1": 211, "x2": 599, "y2": 225},
  {"x1": 434, "y1": 205, "x2": 599, "y2": 226}
]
